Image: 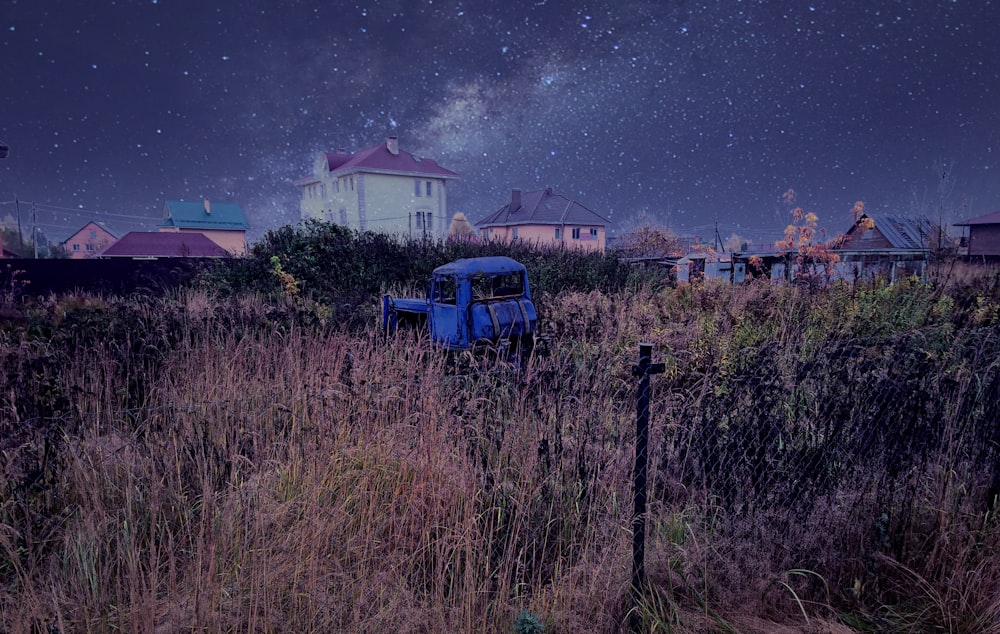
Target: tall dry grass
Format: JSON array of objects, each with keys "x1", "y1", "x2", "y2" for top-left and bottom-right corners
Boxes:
[{"x1": 0, "y1": 278, "x2": 998, "y2": 633}]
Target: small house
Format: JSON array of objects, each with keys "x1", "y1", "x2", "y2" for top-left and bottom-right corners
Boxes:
[
  {"x1": 159, "y1": 199, "x2": 250, "y2": 255},
  {"x1": 475, "y1": 188, "x2": 610, "y2": 252},
  {"x1": 954, "y1": 210, "x2": 1000, "y2": 260},
  {"x1": 62, "y1": 221, "x2": 117, "y2": 259}
]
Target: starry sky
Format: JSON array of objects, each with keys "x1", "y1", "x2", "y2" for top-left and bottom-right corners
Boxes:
[{"x1": 1, "y1": 0, "x2": 998, "y2": 246}]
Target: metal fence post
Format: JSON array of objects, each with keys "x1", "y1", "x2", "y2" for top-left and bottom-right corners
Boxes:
[{"x1": 630, "y1": 342, "x2": 665, "y2": 633}]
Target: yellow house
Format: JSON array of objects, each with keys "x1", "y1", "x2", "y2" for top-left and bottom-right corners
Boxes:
[
  {"x1": 158, "y1": 199, "x2": 250, "y2": 255},
  {"x1": 296, "y1": 136, "x2": 459, "y2": 238},
  {"x1": 475, "y1": 188, "x2": 610, "y2": 253}
]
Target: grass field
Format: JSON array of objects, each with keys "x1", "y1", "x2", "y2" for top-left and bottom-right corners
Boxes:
[{"x1": 1, "y1": 257, "x2": 998, "y2": 633}]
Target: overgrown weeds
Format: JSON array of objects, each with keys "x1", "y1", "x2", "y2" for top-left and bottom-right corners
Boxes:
[{"x1": 0, "y1": 262, "x2": 998, "y2": 632}]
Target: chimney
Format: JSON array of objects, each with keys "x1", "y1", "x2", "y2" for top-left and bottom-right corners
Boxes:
[
  {"x1": 204, "y1": 198, "x2": 211, "y2": 215},
  {"x1": 510, "y1": 189, "x2": 522, "y2": 212},
  {"x1": 386, "y1": 136, "x2": 399, "y2": 155}
]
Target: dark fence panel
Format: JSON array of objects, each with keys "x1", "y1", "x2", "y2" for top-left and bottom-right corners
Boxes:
[{"x1": 0, "y1": 258, "x2": 234, "y2": 296}]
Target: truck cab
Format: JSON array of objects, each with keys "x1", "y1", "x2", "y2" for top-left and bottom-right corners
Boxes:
[{"x1": 382, "y1": 256, "x2": 538, "y2": 351}]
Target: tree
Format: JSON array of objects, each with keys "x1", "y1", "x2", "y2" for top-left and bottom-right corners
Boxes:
[{"x1": 771, "y1": 190, "x2": 840, "y2": 285}]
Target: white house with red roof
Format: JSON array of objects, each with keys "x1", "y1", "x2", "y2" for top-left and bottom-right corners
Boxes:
[{"x1": 296, "y1": 136, "x2": 459, "y2": 238}]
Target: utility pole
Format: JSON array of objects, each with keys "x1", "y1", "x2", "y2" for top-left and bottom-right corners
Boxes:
[
  {"x1": 32, "y1": 202, "x2": 38, "y2": 258},
  {"x1": 14, "y1": 197, "x2": 24, "y2": 256}
]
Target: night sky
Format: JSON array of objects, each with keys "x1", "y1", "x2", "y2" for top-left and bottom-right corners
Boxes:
[{"x1": 2, "y1": 0, "x2": 998, "y2": 246}]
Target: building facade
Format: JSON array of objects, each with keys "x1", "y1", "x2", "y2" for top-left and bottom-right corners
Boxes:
[
  {"x1": 474, "y1": 188, "x2": 610, "y2": 253},
  {"x1": 62, "y1": 221, "x2": 117, "y2": 259},
  {"x1": 296, "y1": 136, "x2": 459, "y2": 238}
]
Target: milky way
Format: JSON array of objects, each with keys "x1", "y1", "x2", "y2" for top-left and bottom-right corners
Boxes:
[{"x1": 1, "y1": 0, "x2": 997, "y2": 245}]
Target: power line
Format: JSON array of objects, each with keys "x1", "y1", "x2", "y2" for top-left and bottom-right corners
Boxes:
[{"x1": 0, "y1": 198, "x2": 159, "y2": 222}]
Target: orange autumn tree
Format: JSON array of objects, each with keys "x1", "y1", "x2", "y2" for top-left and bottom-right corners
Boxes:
[{"x1": 773, "y1": 189, "x2": 841, "y2": 284}]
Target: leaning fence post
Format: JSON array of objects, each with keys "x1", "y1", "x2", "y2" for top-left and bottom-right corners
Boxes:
[{"x1": 629, "y1": 342, "x2": 665, "y2": 633}]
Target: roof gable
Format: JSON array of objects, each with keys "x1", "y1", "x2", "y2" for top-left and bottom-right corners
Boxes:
[
  {"x1": 62, "y1": 220, "x2": 117, "y2": 244},
  {"x1": 96, "y1": 232, "x2": 231, "y2": 258},
  {"x1": 299, "y1": 137, "x2": 459, "y2": 183},
  {"x1": 160, "y1": 199, "x2": 250, "y2": 231},
  {"x1": 475, "y1": 188, "x2": 610, "y2": 228}
]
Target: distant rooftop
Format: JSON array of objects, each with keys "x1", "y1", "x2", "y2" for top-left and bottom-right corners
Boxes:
[
  {"x1": 954, "y1": 210, "x2": 1000, "y2": 226},
  {"x1": 159, "y1": 199, "x2": 250, "y2": 231},
  {"x1": 96, "y1": 231, "x2": 231, "y2": 258},
  {"x1": 296, "y1": 136, "x2": 459, "y2": 184},
  {"x1": 475, "y1": 187, "x2": 610, "y2": 228}
]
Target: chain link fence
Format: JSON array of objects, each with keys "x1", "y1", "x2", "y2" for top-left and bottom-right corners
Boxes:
[{"x1": 651, "y1": 325, "x2": 999, "y2": 516}]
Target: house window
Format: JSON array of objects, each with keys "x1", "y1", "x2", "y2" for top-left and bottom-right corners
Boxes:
[
  {"x1": 350, "y1": 177, "x2": 354, "y2": 191},
  {"x1": 572, "y1": 227, "x2": 581, "y2": 239},
  {"x1": 426, "y1": 181, "x2": 433, "y2": 196},
  {"x1": 339, "y1": 208, "x2": 347, "y2": 224},
  {"x1": 73, "y1": 243, "x2": 80, "y2": 251},
  {"x1": 89, "y1": 230, "x2": 97, "y2": 239},
  {"x1": 86, "y1": 244, "x2": 93, "y2": 251},
  {"x1": 415, "y1": 211, "x2": 433, "y2": 234},
  {"x1": 590, "y1": 228, "x2": 598, "y2": 239},
  {"x1": 555, "y1": 227, "x2": 562, "y2": 240},
  {"x1": 512, "y1": 227, "x2": 519, "y2": 239},
  {"x1": 414, "y1": 180, "x2": 422, "y2": 196}
]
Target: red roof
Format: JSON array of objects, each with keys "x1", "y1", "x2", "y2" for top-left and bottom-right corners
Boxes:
[
  {"x1": 296, "y1": 137, "x2": 459, "y2": 184},
  {"x1": 96, "y1": 232, "x2": 231, "y2": 258}
]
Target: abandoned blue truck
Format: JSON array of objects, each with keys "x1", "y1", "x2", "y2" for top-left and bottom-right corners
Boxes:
[{"x1": 382, "y1": 256, "x2": 539, "y2": 352}]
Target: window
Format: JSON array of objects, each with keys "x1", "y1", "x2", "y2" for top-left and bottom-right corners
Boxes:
[
  {"x1": 512, "y1": 227, "x2": 519, "y2": 239},
  {"x1": 572, "y1": 227, "x2": 581, "y2": 239},
  {"x1": 555, "y1": 227, "x2": 562, "y2": 240},
  {"x1": 86, "y1": 244, "x2": 94, "y2": 251},
  {"x1": 433, "y1": 276, "x2": 456, "y2": 305},
  {"x1": 426, "y1": 181, "x2": 432, "y2": 196},
  {"x1": 73, "y1": 243, "x2": 80, "y2": 251},
  {"x1": 89, "y1": 230, "x2": 97, "y2": 239},
  {"x1": 339, "y1": 208, "x2": 347, "y2": 224},
  {"x1": 414, "y1": 180, "x2": 422, "y2": 196},
  {"x1": 590, "y1": 228, "x2": 598, "y2": 239}
]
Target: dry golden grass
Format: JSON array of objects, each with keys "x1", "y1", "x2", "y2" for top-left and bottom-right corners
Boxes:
[{"x1": 0, "y1": 279, "x2": 998, "y2": 633}]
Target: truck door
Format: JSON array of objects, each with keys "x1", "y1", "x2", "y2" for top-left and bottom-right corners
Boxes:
[{"x1": 430, "y1": 274, "x2": 461, "y2": 348}]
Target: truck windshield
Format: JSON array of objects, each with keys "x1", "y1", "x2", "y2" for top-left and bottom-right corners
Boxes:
[{"x1": 471, "y1": 272, "x2": 523, "y2": 300}]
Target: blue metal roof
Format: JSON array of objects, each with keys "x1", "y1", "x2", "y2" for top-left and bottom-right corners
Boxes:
[
  {"x1": 159, "y1": 200, "x2": 251, "y2": 231},
  {"x1": 433, "y1": 256, "x2": 526, "y2": 277}
]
